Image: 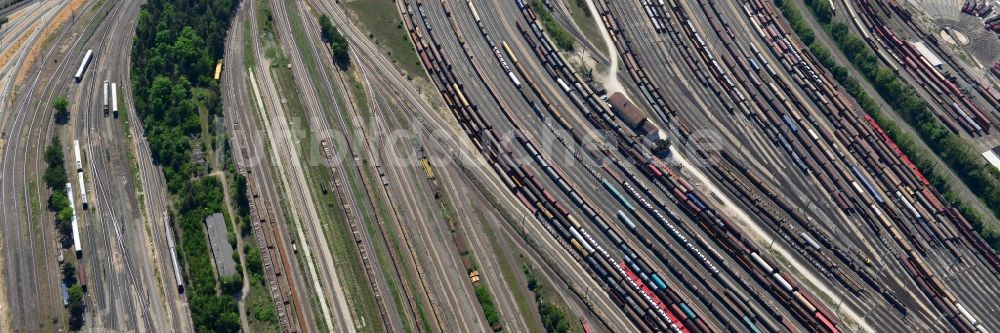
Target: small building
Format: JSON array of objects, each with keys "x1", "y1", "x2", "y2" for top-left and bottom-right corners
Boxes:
[
  {"x1": 205, "y1": 213, "x2": 237, "y2": 278},
  {"x1": 911, "y1": 41, "x2": 943, "y2": 68}
]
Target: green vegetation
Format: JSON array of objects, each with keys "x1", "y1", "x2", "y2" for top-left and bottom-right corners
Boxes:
[
  {"x1": 131, "y1": 0, "x2": 244, "y2": 330},
  {"x1": 531, "y1": 1, "x2": 575, "y2": 51},
  {"x1": 52, "y1": 96, "x2": 69, "y2": 123},
  {"x1": 61, "y1": 261, "x2": 76, "y2": 283},
  {"x1": 774, "y1": 0, "x2": 1000, "y2": 250},
  {"x1": 474, "y1": 284, "x2": 504, "y2": 331},
  {"x1": 42, "y1": 137, "x2": 73, "y2": 240},
  {"x1": 652, "y1": 139, "x2": 670, "y2": 157},
  {"x1": 0, "y1": 16, "x2": 8, "y2": 30},
  {"x1": 232, "y1": 173, "x2": 250, "y2": 234},
  {"x1": 267, "y1": 5, "x2": 387, "y2": 329},
  {"x1": 523, "y1": 262, "x2": 575, "y2": 333},
  {"x1": 61, "y1": 258, "x2": 84, "y2": 330},
  {"x1": 67, "y1": 284, "x2": 85, "y2": 329},
  {"x1": 220, "y1": 273, "x2": 242, "y2": 294},
  {"x1": 43, "y1": 136, "x2": 68, "y2": 189},
  {"x1": 345, "y1": 0, "x2": 424, "y2": 76},
  {"x1": 318, "y1": 14, "x2": 349, "y2": 67}
]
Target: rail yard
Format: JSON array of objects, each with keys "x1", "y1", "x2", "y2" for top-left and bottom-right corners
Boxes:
[{"x1": 0, "y1": 0, "x2": 998, "y2": 332}]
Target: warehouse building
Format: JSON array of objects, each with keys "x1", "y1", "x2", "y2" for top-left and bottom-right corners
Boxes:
[
  {"x1": 205, "y1": 213, "x2": 237, "y2": 278},
  {"x1": 608, "y1": 92, "x2": 666, "y2": 142}
]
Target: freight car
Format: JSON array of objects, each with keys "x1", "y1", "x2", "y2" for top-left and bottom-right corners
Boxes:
[{"x1": 74, "y1": 50, "x2": 93, "y2": 83}]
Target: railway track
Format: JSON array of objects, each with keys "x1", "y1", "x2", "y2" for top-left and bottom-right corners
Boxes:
[
  {"x1": 0, "y1": 0, "x2": 128, "y2": 330},
  {"x1": 594, "y1": 0, "x2": 999, "y2": 331},
  {"x1": 223, "y1": 5, "x2": 307, "y2": 332}
]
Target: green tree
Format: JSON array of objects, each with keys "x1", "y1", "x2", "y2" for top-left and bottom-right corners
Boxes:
[
  {"x1": 220, "y1": 274, "x2": 242, "y2": 295},
  {"x1": 190, "y1": 295, "x2": 241, "y2": 333},
  {"x1": 804, "y1": 0, "x2": 833, "y2": 23},
  {"x1": 319, "y1": 14, "x2": 334, "y2": 42},
  {"x1": 43, "y1": 136, "x2": 68, "y2": 190},
  {"x1": 57, "y1": 207, "x2": 74, "y2": 223},
  {"x1": 531, "y1": 1, "x2": 575, "y2": 51},
  {"x1": 52, "y1": 96, "x2": 70, "y2": 122},
  {"x1": 67, "y1": 284, "x2": 85, "y2": 330},
  {"x1": 62, "y1": 262, "x2": 76, "y2": 283},
  {"x1": 49, "y1": 191, "x2": 70, "y2": 212},
  {"x1": 539, "y1": 301, "x2": 571, "y2": 333},
  {"x1": 318, "y1": 14, "x2": 350, "y2": 66},
  {"x1": 245, "y1": 245, "x2": 262, "y2": 276},
  {"x1": 56, "y1": 207, "x2": 73, "y2": 238},
  {"x1": 43, "y1": 165, "x2": 68, "y2": 190},
  {"x1": 45, "y1": 136, "x2": 65, "y2": 166},
  {"x1": 652, "y1": 139, "x2": 671, "y2": 157},
  {"x1": 130, "y1": 0, "x2": 261, "y2": 329},
  {"x1": 253, "y1": 302, "x2": 277, "y2": 322}
]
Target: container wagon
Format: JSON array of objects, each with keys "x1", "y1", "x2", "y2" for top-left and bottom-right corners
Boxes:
[
  {"x1": 77, "y1": 259, "x2": 87, "y2": 292},
  {"x1": 102, "y1": 81, "x2": 109, "y2": 116},
  {"x1": 77, "y1": 171, "x2": 88, "y2": 210},
  {"x1": 73, "y1": 140, "x2": 82, "y2": 172},
  {"x1": 214, "y1": 60, "x2": 223, "y2": 81},
  {"x1": 111, "y1": 82, "x2": 118, "y2": 118},
  {"x1": 65, "y1": 183, "x2": 82, "y2": 256},
  {"x1": 74, "y1": 50, "x2": 93, "y2": 83}
]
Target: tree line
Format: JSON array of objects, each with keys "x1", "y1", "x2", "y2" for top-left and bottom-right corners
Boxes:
[
  {"x1": 524, "y1": 262, "x2": 576, "y2": 333},
  {"x1": 531, "y1": 1, "x2": 575, "y2": 51},
  {"x1": 319, "y1": 14, "x2": 350, "y2": 67}
]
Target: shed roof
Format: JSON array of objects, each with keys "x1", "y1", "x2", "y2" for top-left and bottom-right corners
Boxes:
[
  {"x1": 609, "y1": 92, "x2": 646, "y2": 128},
  {"x1": 205, "y1": 213, "x2": 237, "y2": 278}
]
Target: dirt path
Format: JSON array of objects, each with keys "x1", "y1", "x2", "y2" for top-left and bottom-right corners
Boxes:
[{"x1": 584, "y1": 0, "x2": 624, "y2": 95}]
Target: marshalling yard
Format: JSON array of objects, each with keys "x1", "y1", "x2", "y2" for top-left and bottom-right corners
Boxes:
[{"x1": 0, "y1": 0, "x2": 999, "y2": 332}]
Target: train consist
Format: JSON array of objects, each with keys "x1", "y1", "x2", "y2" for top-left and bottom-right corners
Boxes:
[{"x1": 73, "y1": 139, "x2": 89, "y2": 210}]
